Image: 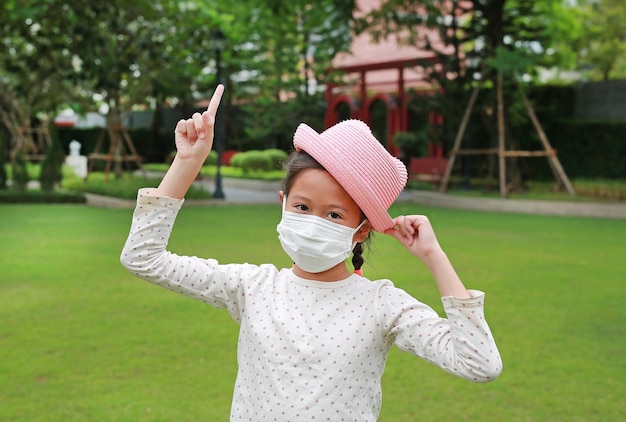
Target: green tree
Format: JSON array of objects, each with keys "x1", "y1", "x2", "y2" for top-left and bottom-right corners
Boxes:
[
  {"x1": 513, "y1": 0, "x2": 626, "y2": 81},
  {"x1": 108, "y1": 1, "x2": 228, "y2": 162},
  {"x1": 238, "y1": 0, "x2": 355, "y2": 150},
  {"x1": 359, "y1": 0, "x2": 566, "y2": 193},
  {"x1": 39, "y1": 132, "x2": 64, "y2": 191},
  {"x1": 0, "y1": 134, "x2": 7, "y2": 190},
  {"x1": 0, "y1": 0, "x2": 88, "y2": 156},
  {"x1": 11, "y1": 147, "x2": 29, "y2": 192},
  {"x1": 1, "y1": 0, "x2": 209, "y2": 173},
  {"x1": 577, "y1": 0, "x2": 626, "y2": 81},
  {"x1": 1, "y1": 0, "x2": 356, "y2": 163},
  {"x1": 532, "y1": 0, "x2": 587, "y2": 73},
  {"x1": 69, "y1": 1, "x2": 165, "y2": 177}
]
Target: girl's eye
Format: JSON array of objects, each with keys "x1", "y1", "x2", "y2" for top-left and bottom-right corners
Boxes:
[
  {"x1": 295, "y1": 204, "x2": 308, "y2": 212},
  {"x1": 328, "y1": 212, "x2": 342, "y2": 219}
]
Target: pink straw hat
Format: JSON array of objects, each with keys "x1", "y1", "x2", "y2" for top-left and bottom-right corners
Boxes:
[{"x1": 293, "y1": 119, "x2": 408, "y2": 232}]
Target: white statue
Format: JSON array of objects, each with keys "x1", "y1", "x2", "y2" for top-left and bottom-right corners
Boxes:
[{"x1": 65, "y1": 140, "x2": 88, "y2": 178}]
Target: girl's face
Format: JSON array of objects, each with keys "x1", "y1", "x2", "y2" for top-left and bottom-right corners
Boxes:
[{"x1": 279, "y1": 168, "x2": 370, "y2": 243}]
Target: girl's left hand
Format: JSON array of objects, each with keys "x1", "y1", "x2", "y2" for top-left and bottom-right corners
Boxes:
[{"x1": 384, "y1": 215, "x2": 442, "y2": 261}]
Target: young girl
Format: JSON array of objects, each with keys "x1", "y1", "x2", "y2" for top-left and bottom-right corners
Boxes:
[{"x1": 121, "y1": 85, "x2": 502, "y2": 421}]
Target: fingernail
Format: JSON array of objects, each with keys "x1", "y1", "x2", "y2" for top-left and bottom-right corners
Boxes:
[{"x1": 199, "y1": 132, "x2": 205, "y2": 139}]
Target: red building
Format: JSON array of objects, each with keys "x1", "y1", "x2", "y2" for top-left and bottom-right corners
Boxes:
[{"x1": 325, "y1": 0, "x2": 451, "y2": 166}]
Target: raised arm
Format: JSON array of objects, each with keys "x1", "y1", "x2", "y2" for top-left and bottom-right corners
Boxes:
[
  {"x1": 155, "y1": 84, "x2": 224, "y2": 199},
  {"x1": 384, "y1": 215, "x2": 471, "y2": 298}
]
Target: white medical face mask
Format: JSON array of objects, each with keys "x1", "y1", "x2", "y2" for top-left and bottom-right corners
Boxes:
[{"x1": 277, "y1": 197, "x2": 366, "y2": 273}]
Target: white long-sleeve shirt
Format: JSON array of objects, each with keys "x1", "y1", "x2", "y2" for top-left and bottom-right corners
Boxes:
[{"x1": 121, "y1": 188, "x2": 502, "y2": 421}]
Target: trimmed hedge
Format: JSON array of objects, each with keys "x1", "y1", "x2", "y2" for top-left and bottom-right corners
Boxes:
[
  {"x1": 439, "y1": 84, "x2": 624, "y2": 182},
  {"x1": 0, "y1": 190, "x2": 86, "y2": 204},
  {"x1": 263, "y1": 148, "x2": 289, "y2": 170},
  {"x1": 545, "y1": 120, "x2": 626, "y2": 180},
  {"x1": 230, "y1": 150, "x2": 272, "y2": 173}
]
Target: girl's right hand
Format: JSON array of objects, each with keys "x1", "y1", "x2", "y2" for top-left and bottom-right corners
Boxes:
[
  {"x1": 173, "y1": 84, "x2": 224, "y2": 161},
  {"x1": 384, "y1": 215, "x2": 442, "y2": 261}
]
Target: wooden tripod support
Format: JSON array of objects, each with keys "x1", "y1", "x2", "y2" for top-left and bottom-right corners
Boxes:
[
  {"x1": 88, "y1": 124, "x2": 144, "y2": 180},
  {"x1": 13, "y1": 126, "x2": 52, "y2": 161},
  {"x1": 439, "y1": 72, "x2": 575, "y2": 197}
]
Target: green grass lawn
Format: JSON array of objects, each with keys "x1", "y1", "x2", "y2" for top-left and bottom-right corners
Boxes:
[{"x1": 0, "y1": 202, "x2": 624, "y2": 421}]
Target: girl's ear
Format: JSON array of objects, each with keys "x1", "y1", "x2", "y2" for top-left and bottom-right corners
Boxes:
[
  {"x1": 278, "y1": 190, "x2": 285, "y2": 205},
  {"x1": 355, "y1": 220, "x2": 372, "y2": 243}
]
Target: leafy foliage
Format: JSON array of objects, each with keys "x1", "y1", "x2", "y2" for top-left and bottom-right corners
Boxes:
[
  {"x1": 237, "y1": 0, "x2": 354, "y2": 149},
  {"x1": 39, "y1": 133, "x2": 64, "y2": 191},
  {"x1": 10, "y1": 148, "x2": 29, "y2": 192},
  {"x1": 0, "y1": 0, "x2": 91, "y2": 151},
  {"x1": 0, "y1": 136, "x2": 7, "y2": 190},
  {"x1": 1, "y1": 0, "x2": 357, "y2": 173},
  {"x1": 576, "y1": 0, "x2": 626, "y2": 80},
  {"x1": 1, "y1": 0, "x2": 624, "y2": 196},
  {"x1": 61, "y1": 172, "x2": 211, "y2": 200},
  {"x1": 393, "y1": 130, "x2": 430, "y2": 159},
  {"x1": 0, "y1": 189, "x2": 85, "y2": 203},
  {"x1": 357, "y1": 0, "x2": 587, "y2": 191},
  {"x1": 263, "y1": 148, "x2": 289, "y2": 170},
  {"x1": 230, "y1": 150, "x2": 271, "y2": 173}
]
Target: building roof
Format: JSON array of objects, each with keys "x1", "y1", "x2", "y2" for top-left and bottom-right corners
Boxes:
[{"x1": 331, "y1": 0, "x2": 454, "y2": 94}]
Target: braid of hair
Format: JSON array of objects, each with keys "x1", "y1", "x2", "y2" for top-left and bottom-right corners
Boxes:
[{"x1": 352, "y1": 242, "x2": 364, "y2": 272}]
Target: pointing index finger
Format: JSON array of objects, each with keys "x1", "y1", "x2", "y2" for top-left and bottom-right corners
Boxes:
[{"x1": 206, "y1": 84, "x2": 225, "y2": 117}]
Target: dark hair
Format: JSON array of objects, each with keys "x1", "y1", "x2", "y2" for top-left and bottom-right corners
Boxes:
[
  {"x1": 282, "y1": 151, "x2": 372, "y2": 272},
  {"x1": 281, "y1": 151, "x2": 325, "y2": 197}
]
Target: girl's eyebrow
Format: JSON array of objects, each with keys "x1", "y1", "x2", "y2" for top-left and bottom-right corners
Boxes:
[
  {"x1": 290, "y1": 194, "x2": 349, "y2": 214},
  {"x1": 289, "y1": 194, "x2": 310, "y2": 202},
  {"x1": 328, "y1": 204, "x2": 349, "y2": 214}
]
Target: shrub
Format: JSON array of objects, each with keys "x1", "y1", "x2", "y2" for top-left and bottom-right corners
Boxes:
[
  {"x1": 0, "y1": 136, "x2": 7, "y2": 190},
  {"x1": 229, "y1": 149, "x2": 286, "y2": 173},
  {"x1": 544, "y1": 120, "x2": 626, "y2": 180},
  {"x1": 205, "y1": 150, "x2": 218, "y2": 166},
  {"x1": 393, "y1": 130, "x2": 429, "y2": 159},
  {"x1": 0, "y1": 190, "x2": 85, "y2": 203},
  {"x1": 263, "y1": 148, "x2": 288, "y2": 170},
  {"x1": 229, "y1": 152, "x2": 245, "y2": 169},
  {"x1": 573, "y1": 179, "x2": 626, "y2": 201},
  {"x1": 62, "y1": 172, "x2": 211, "y2": 200},
  {"x1": 39, "y1": 136, "x2": 65, "y2": 191},
  {"x1": 239, "y1": 150, "x2": 272, "y2": 173},
  {"x1": 11, "y1": 148, "x2": 29, "y2": 192}
]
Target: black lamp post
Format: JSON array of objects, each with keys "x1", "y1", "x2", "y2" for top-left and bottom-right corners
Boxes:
[{"x1": 212, "y1": 29, "x2": 226, "y2": 199}]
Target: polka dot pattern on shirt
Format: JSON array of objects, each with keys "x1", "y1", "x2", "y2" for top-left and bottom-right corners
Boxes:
[{"x1": 120, "y1": 189, "x2": 503, "y2": 421}]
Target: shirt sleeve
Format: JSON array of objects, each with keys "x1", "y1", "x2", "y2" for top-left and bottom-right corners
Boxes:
[
  {"x1": 378, "y1": 284, "x2": 502, "y2": 383},
  {"x1": 119, "y1": 188, "x2": 274, "y2": 323}
]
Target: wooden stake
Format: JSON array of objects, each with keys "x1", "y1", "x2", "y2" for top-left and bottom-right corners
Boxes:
[
  {"x1": 439, "y1": 82, "x2": 481, "y2": 193},
  {"x1": 14, "y1": 126, "x2": 51, "y2": 161},
  {"x1": 496, "y1": 72, "x2": 507, "y2": 198},
  {"x1": 517, "y1": 83, "x2": 576, "y2": 196},
  {"x1": 87, "y1": 125, "x2": 143, "y2": 181},
  {"x1": 441, "y1": 72, "x2": 575, "y2": 197}
]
